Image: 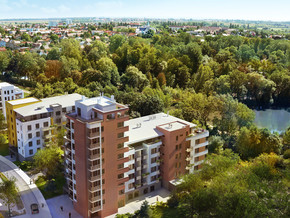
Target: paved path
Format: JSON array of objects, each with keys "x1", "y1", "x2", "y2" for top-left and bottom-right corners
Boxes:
[
  {"x1": 46, "y1": 195, "x2": 82, "y2": 218},
  {"x1": 108, "y1": 188, "x2": 170, "y2": 217},
  {"x1": 0, "y1": 155, "x2": 52, "y2": 218}
]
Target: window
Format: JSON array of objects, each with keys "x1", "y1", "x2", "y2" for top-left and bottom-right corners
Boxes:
[
  {"x1": 27, "y1": 125, "x2": 31, "y2": 131},
  {"x1": 35, "y1": 123, "x2": 40, "y2": 129},
  {"x1": 119, "y1": 189, "x2": 125, "y2": 195},
  {"x1": 77, "y1": 108, "x2": 81, "y2": 116},
  {"x1": 129, "y1": 174, "x2": 134, "y2": 180},
  {"x1": 176, "y1": 136, "x2": 178, "y2": 141},
  {"x1": 151, "y1": 166, "x2": 157, "y2": 172},
  {"x1": 195, "y1": 139, "x2": 200, "y2": 144},
  {"x1": 179, "y1": 144, "x2": 182, "y2": 149},
  {"x1": 29, "y1": 149, "x2": 33, "y2": 155},
  {"x1": 56, "y1": 111, "x2": 61, "y2": 116},
  {"x1": 175, "y1": 145, "x2": 178, "y2": 151},
  {"x1": 117, "y1": 122, "x2": 124, "y2": 128},
  {"x1": 175, "y1": 154, "x2": 178, "y2": 159},
  {"x1": 36, "y1": 132, "x2": 40, "y2": 137},
  {"x1": 195, "y1": 148, "x2": 199, "y2": 153},
  {"x1": 37, "y1": 140, "x2": 41, "y2": 145},
  {"x1": 29, "y1": 141, "x2": 33, "y2": 147},
  {"x1": 101, "y1": 126, "x2": 104, "y2": 132},
  {"x1": 118, "y1": 153, "x2": 124, "y2": 159},
  {"x1": 28, "y1": 133, "x2": 32, "y2": 139},
  {"x1": 118, "y1": 163, "x2": 124, "y2": 169},
  {"x1": 44, "y1": 122, "x2": 49, "y2": 127},
  {"x1": 118, "y1": 173, "x2": 124, "y2": 179},
  {"x1": 117, "y1": 143, "x2": 124, "y2": 149},
  {"x1": 117, "y1": 132, "x2": 124, "y2": 138}
]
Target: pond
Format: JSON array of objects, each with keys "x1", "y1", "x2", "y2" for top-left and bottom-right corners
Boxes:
[{"x1": 254, "y1": 109, "x2": 290, "y2": 133}]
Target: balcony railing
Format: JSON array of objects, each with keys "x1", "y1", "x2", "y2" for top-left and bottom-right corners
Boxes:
[
  {"x1": 88, "y1": 174, "x2": 101, "y2": 182},
  {"x1": 89, "y1": 205, "x2": 101, "y2": 212},
  {"x1": 88, "y1": 185, "x2": 101, "y2": 192},
  {"x1": 87, "y1": 142, "x2": 100, "y2": 150},
  {"x1": 88, "y1": 164, "x2": 101, "y2": 171},
  {"x1": 88, "y1": 131, "x2": 100, "y2": 138},
  {"x1": 88, "y1": 153, "x2": 100, "y2": 160},
  {"x1": 89, "y1": 195, "x2": 102, "y2": 202}
]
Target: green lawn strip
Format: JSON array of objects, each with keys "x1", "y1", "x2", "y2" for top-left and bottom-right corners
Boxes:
[
  {"x1": 35, "y1": 174, "x2": 66, "y2": 199},
  {"x1": 151, "y1": 204, "x2": 180, "y2": 218}
]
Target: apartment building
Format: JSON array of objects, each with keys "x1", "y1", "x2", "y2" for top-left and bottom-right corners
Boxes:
[
  {"x1": 6, "y1": 93, "x2": 82, "y2": 160},
  {"x1": 64, "y1": 95, "x2": 209, "y2": 218},
  {"x1": 0, "y1": 82, "x2": 24, "y2": 118}
]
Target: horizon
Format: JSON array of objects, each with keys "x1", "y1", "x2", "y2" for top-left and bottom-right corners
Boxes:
[{"x1": 0, "y1": 0, "x2": 289, "y2": 22}]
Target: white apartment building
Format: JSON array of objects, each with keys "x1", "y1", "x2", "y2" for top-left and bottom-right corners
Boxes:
[
  {"x1": 7, "y1": 93, "x2": 82, "y2": 161},
  {"x1": 0, "y1": 82, "x2": 24, "y2": 118}
]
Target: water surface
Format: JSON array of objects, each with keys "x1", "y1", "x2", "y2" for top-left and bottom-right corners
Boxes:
[{"x1": 254, "y1": 109, "x2": 290, "y2": 133}]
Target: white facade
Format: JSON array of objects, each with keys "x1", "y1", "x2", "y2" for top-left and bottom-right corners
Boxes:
[
  {"x1": 0, "y1": 82, "x2": 24, "y2": 118},
  {"x1": 16, "y1": 117, "x2": 51, "y2": 158}
]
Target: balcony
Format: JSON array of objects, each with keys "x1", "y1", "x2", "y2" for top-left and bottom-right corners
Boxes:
[
  {"x1": 186, "y1": 156, "x2": 191, "y2": 161},
  {"x1": 88, "y1": 185, "x2": 101, "y2": 192},
  {"x1": 67, "y1": 174, "x2": 73, "y2": 181},
  {"x1": 88, "y1": 131, "x2": 100, "y2": 138},
  {"x1": 88, "y1": 153, "x2": 100, "y2": 161},
  {"x1": 89, "y1": 195, "x2": 102, "y2": 203},
  {"x1": 88, "y1": 164, "x2": 101, "y2": 171},
  {"x1": 87, "y1": 142, "x2": 100, "y2": 150},
  {"x1": 89, "y1": 205, "x2": 101, "y2": 212},
  {"x1": 88, "y1": 174, "x2": 101, "y2": 182}
]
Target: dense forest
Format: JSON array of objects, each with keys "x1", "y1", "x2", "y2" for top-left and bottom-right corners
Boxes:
[{"x1": 0, "y1": 32, "x2": 289, "y2": 217}]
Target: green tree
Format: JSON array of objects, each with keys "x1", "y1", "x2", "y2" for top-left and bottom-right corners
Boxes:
[
  {"x1": 33, "y1": 144, "x2": 63, "y2": 178},
  {"x1": 96, "y1": 57, "x2": 120, "y2": 85},
  {"x1": 137, "y1": 200, "x2": 152, "y2": 218},
  {"x1": 0, "y1": 51, "x2": 10, "y2": 73},
  {"x1": 121, "y1": 66, "x2": 149, "y2": 91},
  {"x1": 236, "y1": 126, "x2": 282, "y2": 159},
  {"x1": 0, "y1": 177, "x2": 18, "y2": 217},
  {"x1": 109, "y1": 34, "x2": 126, "y2": 53}
]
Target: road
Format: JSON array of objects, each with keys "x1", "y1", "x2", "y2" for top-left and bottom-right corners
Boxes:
[{"x1": 0, "y1": 155, "x2": 52, "y2": 218}]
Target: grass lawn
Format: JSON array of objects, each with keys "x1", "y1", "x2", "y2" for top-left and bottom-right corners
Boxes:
[
  {"x1": 35, "y1": 174, "x2": 66, "y2": 199},
  {"x1": 151, "y1": 205, "x2": 180, "y2": 218}
]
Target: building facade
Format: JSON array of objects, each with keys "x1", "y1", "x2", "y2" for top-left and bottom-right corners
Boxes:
[
  {"x1": 6, "y1": 93, "x2": 82, "y2": 160},
  {"x1": 0, "y1": 82, "x2": 24, "y2": 118},
  {"x1": 64, "y1": 95, "x2": 209, "y2": 218}
]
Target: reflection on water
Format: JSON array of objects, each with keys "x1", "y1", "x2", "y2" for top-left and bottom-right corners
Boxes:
[{"x1": 254, "y1": 109, "x2": 290, "y2": 133}]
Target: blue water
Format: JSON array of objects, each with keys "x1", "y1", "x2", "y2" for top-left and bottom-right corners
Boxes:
[{"x1": 254, "y1": 109, "x2": 290, "y2": 133}]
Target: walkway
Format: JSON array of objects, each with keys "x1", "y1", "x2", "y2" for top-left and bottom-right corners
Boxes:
[
  {"x1": 0, "y1": 155, "x2": 52, "y2": 218},
  {"x1": 46, "y1": 195, "x2": 82, "y2": 218},
  {"x1": 108, "y1": 188, "x2": 171, "y2": 217}
]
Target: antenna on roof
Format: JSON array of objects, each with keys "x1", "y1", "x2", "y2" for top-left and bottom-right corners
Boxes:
[{"x1": 168, "y1": 123, "x2": 172, "y2": 128}]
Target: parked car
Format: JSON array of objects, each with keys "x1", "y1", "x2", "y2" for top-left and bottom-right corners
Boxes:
[{"x1": 31, "y1": 203, "x2": 39, "y2": 214}]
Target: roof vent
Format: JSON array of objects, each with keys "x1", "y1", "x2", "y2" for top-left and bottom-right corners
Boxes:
[
  {"x1": 168, "y1": 123, "x2": 172, "y2": 129},
  {"x1": 36, "y1": 106, "x2": 44, "y2": 110}
]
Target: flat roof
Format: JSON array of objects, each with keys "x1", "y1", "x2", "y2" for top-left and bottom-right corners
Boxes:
[
  {"x1": 14, "y1": 93, "x2": 82, "y2": 117},
  {"x1": 0, "y1": 82, "x2": 13, "y2": 88},
  {"x1": 158, "y1": 121, "x2": 188, "y2": 132},
  {"x1": 7, "y1": 97, "x2": 40, "y2": 106},
  {"x1": 79, "y1": 96, "x2": 115, "y2": 107},
  {"x1": 125, "y1": 113, "x2": 195, "y2": 144}
]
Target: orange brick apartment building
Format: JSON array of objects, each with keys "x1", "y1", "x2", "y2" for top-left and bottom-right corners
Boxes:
[{"x1": 64, "y1": 95, "x2": 209, "y2": 218}]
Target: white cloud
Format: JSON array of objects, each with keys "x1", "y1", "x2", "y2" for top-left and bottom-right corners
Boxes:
[
  {"x1": 41, "y1": 7, "x2": 57, "y2": 14},
  {"x1": 58, "y1": 5, "x2": 71, "y2": 13},
  {"x1": 0, "y1": 0, "x2": 12, "y2": 11},
  {"x1": 12, "y1": 0, "x2": 28, "y2": 8},
  {"x1": 95, "y1": 0, "x2": 123, "y2": 8}
]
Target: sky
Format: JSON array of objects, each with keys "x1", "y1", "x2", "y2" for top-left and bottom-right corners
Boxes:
[{"x1": 0, "y1": 0, "x2": 289, "y2": 21}]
